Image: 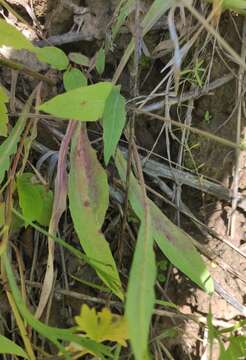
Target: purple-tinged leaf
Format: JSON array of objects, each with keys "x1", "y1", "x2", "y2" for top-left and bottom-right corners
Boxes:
[{"x1": 68, "y1": 124, "x2": 123, "y2": 299}]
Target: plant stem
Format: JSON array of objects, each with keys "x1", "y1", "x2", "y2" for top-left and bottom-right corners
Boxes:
[{"x1": 0, "y1": 56, "x2": 55, "y2": 85}]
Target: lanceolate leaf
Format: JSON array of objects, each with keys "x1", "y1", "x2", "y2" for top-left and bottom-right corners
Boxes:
[
  {"x1": 0, "y1": 85, "x2": 9, "y2": 137},
  {"x1": 115, "y1": 149, "x2": 156, "y2": 359},
  {"x1": 38, "y1": 82, "x2": 114, "y2": 122},
  {"x1": 150, "y1": 203, "x2": 214, "y2": 294},
  {"x1": 126, "y1": 213, "x2": 156, "y2": 360},
  {"x1": 68, "y1": 124, "x2": 123, "y2": 299},
  {"x1": 0, "y1": 335, "x2": 28, "y2": 359},
  {"x1": 0, "y1": 91, "x2": 35, "y2": 185},
  {"x1": 115, "y1": 150, "x2": 214, "y2": 294},
  {"x1": 102, "y1": 87, "x2": 126, "y2": 165}
]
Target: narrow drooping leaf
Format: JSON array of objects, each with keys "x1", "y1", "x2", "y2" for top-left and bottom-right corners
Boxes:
[
  {"x1": 115, "y1": 150, "x2": 214, "y2": 294},
  {"x1": 35, "y1": 121, "x2": 76, "y2": 320},
  {"x1": 0, "y1": 85, "x2": 9, "y2": 137},
  {"x1": 38, "y1": 82, "x2": 114, "y2": 121},
  {"x1": 112, "y1": 0, "x2": 135, "y2": 41},
  {"x1": 126, "y1": 215, "x2": 156, "y2": 360},
  {"x1": 63, "y1": 68, "x2": 87, "y2": 91},
  {"x1": 0, "y1": 19, "x2": 35, "y2": 51},
  {"x1": 102, "y1": 87, "x2": 126, "y2": 165},
  {"x1": 17, "y1": 173, "x2": 53, "y2": 227},
  {"x1": 0, "y1": 202, "x2": 4, "y2": 227},
  {"x1": 113, "y1": 0, "x2": 173, "y2": 83},
  {"x1": 34, "y1": 46, "x2": 69, "y2": 70},
  {"x1": 0, "y1": 335, "x2": 28, "y2": 359},
  {"x1": 150, "y1": 203, "x2": 214, "y2": 294},
  {"x1": 0, "y1": 91, "x2": 35, "y2": 185},
  {"x1": 68, "y1": 124, "x2": 123, "y2": 299},
  {"x1": 96, "y1": 47, "x2": 105, "y2": 75},
  {"x1": 115, "y1": 149, "x2": 155, "y2": 359}
]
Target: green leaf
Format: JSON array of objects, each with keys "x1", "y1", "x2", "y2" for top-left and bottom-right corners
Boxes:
[
  {"x1": 63, "y1": 68, "x2": 87, "y2": 91},
  {"x1": 69, "y1": 52, "x2": 90, "y2": 66},
  {"x1": 142, "y1": 0, "x2": 173, "y2": 33},
  {"x1": 0, "y1": 91, "x2": 35, "y2": 185},
  {"x1": 220, "y1": 336, "x2": 246, "y2": 360},
  {"x1": 38, "y1": 82, "x2": 114, "y2": 121},
  {"x1": 0, "y1": 202, "x2": 4, "y2": 227},
  {"x1": 112, "y1": 0, "x2": 135, "y2": 41},
  {"x1": 206, "y1": 0, "x2": 246, "y2": 14},
  {"x1": 75, "y1": 304, "x2": 128, "y2": 346},
  {"x1": 0, "y1": 335, "x2": 28, "y2": 358},
  {"x1": 34, "y1": 46, "x2": 69, "y2": 70},
  {"x1": 0, "y1": 19, "x2": 35, "y2": 51},
  {"x1": 102, "y1": 87, "x2": 126, "y2": 165},
  {"x1": 96, "y1": 47, "x2": 105, "y2": 75},
  {"x1": 0, "y1": 86, "x2": 9, "y2": 137},
  {"x1": 68, "y1": 125, "x2": 123, "y2": 299},
  {"x1": 126, "y1": 215, "x2": 156, "y2": 360},
  {"x1": 17, "y1": 173, "x2": 53, "y2": 227},
  {"x1": 115, "y1": 150, "x2": 214, "y2": 294},
  {"x1": 150, "y1": 202, "x2": 214, "y2": 294}
]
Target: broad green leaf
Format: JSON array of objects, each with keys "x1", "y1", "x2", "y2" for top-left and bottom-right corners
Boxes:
[
  {"x1": 0, "y1": 19, "x2": 35, "y2": 51},
  {"x1": 96, "y1": 47, "x2": 106, "y2": 75},
  {"x1": 220, "y1": 336, "x2": 246, "y2": 359},
  {"x1": 0, "y1": 91, "x2": 34, "y2": 185},
  {"x1": 0, "y1": 335, "x2": 28, "y2": 358},
  {"x1": 102, "y1": 87, "x2": 126, "y2": 165},
  {"x1": 38, "y1": 82, "x2": 114, "y2": 121},
  {"x1": 2, "y1": 252, "x2": 112, "y2": 359},
  {"x1": 63, "y1": 68, "x2": 87, "y2": 91},
  {"x1": 126, "y1": 216, "x2": 156, "y2": 360},
  {"x1": 115, "y1": 150, "x2": 214, "y2": 294},
  {"x1": 0, "y1": 86, "x2": 9, "y2": 137},
  {"x1": 69, "y1": 52, "x2": 90, "y2": 66},
  {"x1": 34, "y1": 46, "x2": 69, "y2": 70},
  {"x1": 17, "y1": 173, "x2": 53, "y2": 227},
  {"x1": 68, "y1": 125, "x2": 123, "y2": 299},
  {"x1": 75, "y1": 304, "x2": 128, "y2": 346}
]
